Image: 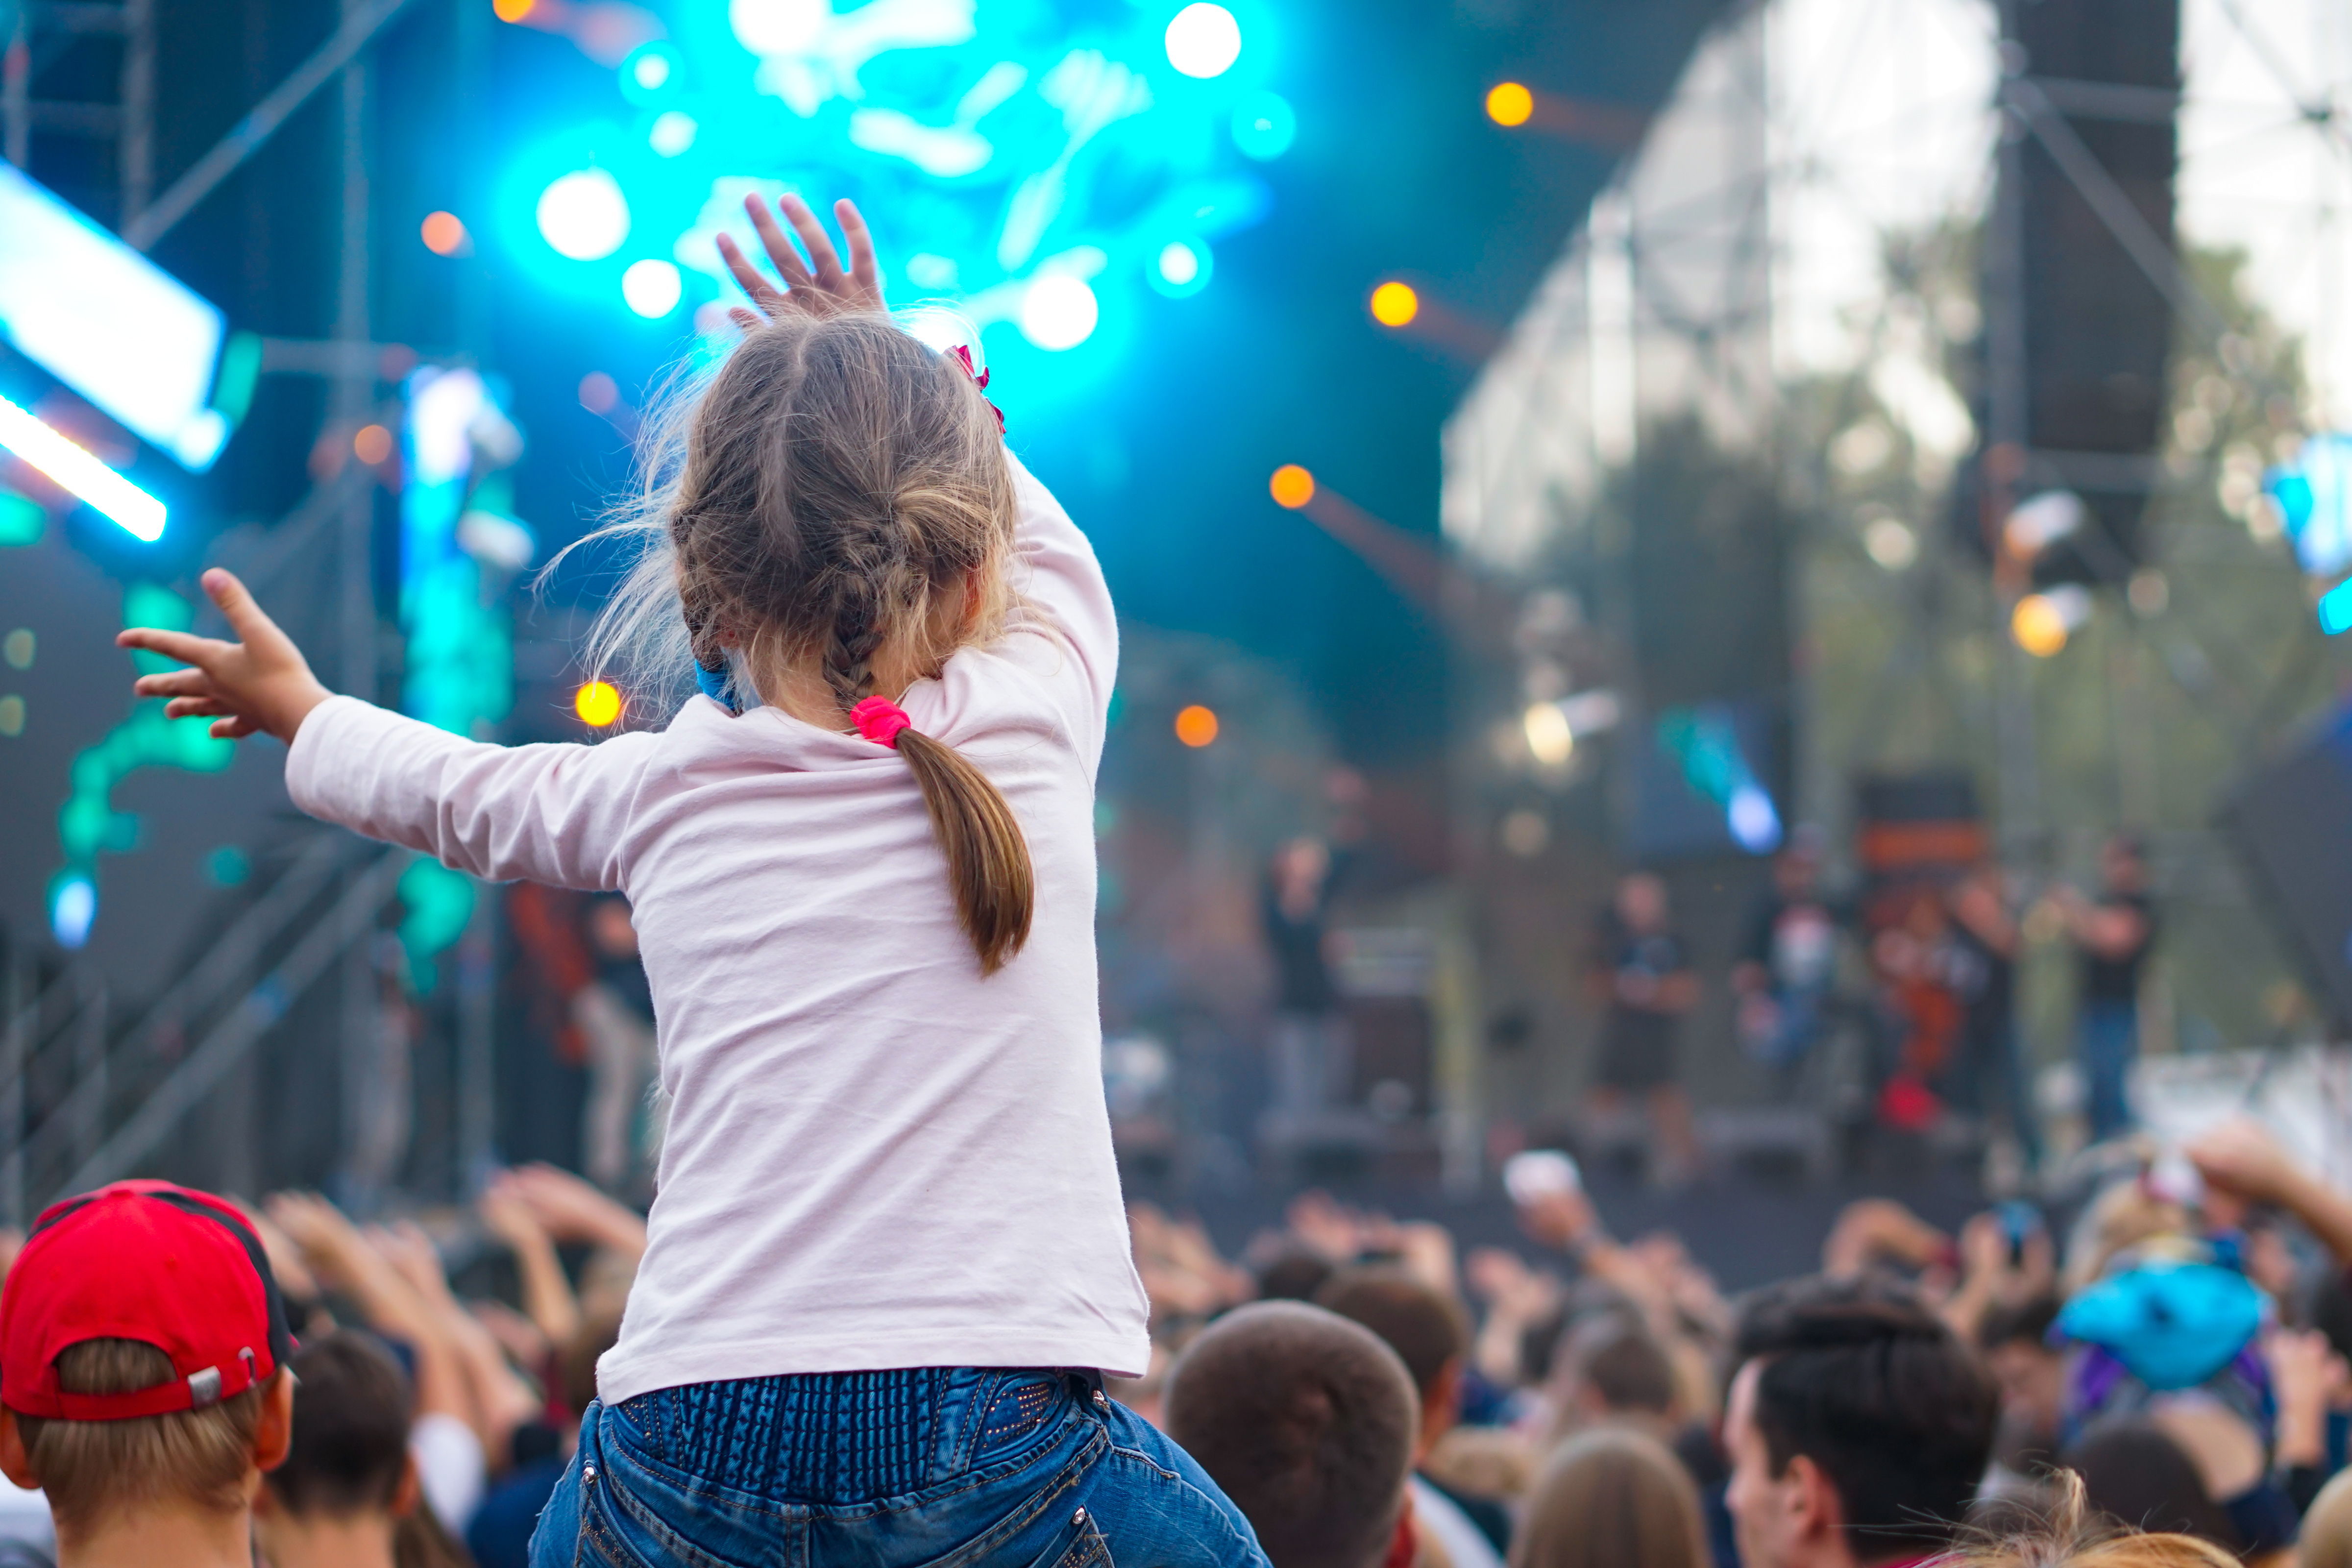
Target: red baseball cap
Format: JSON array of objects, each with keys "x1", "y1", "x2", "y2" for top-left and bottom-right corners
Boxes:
[{"x1": 1, "y1": 1180, "x2": 294, "y2": 1420}]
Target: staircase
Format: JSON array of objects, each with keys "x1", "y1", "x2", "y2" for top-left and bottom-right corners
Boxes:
[{"x1": 0, "y1": 833, "x2": 406, "y2": 1221}]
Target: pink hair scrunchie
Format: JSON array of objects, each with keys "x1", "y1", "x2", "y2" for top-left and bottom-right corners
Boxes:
[{"x1": 850, "y1": 695, "x2": 913, "y2": 748}]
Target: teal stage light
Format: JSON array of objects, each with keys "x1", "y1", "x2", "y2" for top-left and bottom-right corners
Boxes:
[
  {"x1": 0, "y1": 393, "x2": 167, "y2": 541},
  {"x1": 1150, "y1": 237, "x2": 1212, "y2": 298},
  {"x1": 1231, "y1": 90, "x2": 1295, "y2": 159}
]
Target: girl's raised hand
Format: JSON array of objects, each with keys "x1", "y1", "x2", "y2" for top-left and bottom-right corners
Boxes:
[
  {"x1": 117, "y1": 566, "x2": 333, "y2": 744},
  {"x1": 715, "y1": 192, "x2": 884, "y2": 329}
]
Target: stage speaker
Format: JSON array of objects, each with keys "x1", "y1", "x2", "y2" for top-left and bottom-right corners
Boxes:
[
  {"x1": 1968, "y1": 0, "x2": 2179, "y2": 582},
  {"x1": 1855, "y1": 769, "x2": 1985, "y2": 884},
  {"x1": 2217, "y1": 706, "x2": 2352, "y2": 1030}
]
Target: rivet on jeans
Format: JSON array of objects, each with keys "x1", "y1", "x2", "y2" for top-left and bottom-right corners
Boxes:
[
  {"x1": 1092, "y1": 1390, "x2": 1107, "y2": 1408},
  {"x1": 583, "y1": 1463, "x2": 598, "y2": 1483},
  {"x1": 1073, "y1": 1507, "x2": 1087, "y2": 1526}
]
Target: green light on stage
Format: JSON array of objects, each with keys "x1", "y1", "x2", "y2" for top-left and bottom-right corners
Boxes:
[{"x1": 0, "y1": 489, "x2": 41, "y2": 546}]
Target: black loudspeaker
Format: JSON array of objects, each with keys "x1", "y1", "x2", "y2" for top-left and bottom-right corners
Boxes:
[
  {"x1": 2007, "y1": 0, "x2": 2180, "y2": 582},
  {"x1": 2217, "y1": 708, "x2": 2352, "y2": 1030}
]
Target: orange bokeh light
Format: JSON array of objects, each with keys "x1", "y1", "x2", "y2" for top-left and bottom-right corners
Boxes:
[
  {"x1": 352, "y1": 424, "x2": 393, "y2": 466},
  {"x1": 492, "y1": 0, "x2": 534, "y2": 20},
  {"x1": 1269, "y1": 464, "x2": 1315, "y2": 509},
  {"x1": 574, "y1": 681, "x2": 624, "y2": 727},
  {"x1": 420, "y1": 210, "x2": 468, "y2": 256},
  {"x1": 1369, "y1": 280, "x2": 1419, "y2": 328},
  {"x1": 1174, "y1": 705, "x2": 1219, "y2": 748},
  {"x1": 1486, "y1": 82, "x2": 1534, "y2": 127}
]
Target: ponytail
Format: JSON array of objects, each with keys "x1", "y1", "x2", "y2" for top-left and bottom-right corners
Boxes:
[
  {"x1": 895, "y1": 727, "x2": 1035, "y2": 974},
  {"x1": 849, "y1": 695, "x2": 1032, "y2": 973}
]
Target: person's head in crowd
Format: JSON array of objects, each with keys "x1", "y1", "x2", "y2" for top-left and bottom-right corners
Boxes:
[
  {"x1": 1616, "y1": 872, "x2": 1670, "y2": 934},
  {"x1": 1512, "y1": 1427, "x2": 1708, "y2": 1568},
  {"x1": 1723, "y1": 1273, "x2": 1998, "y2": 1568},
  {"x1": 1940, "y1": 1470, "x2": 2236, "y2": 1568},
  {"x1": 1316, "y1": 1264, "x2": 1471, "y2": 1461},
  {"x1": 1163, "y1": 1301, "x2": 1420, "y2": 1568},
  {"x1": 1504, "y1": 1149, "x2": 1590, "y2": 1254},
  {"x1": 2062, "y1": 1419, "x2": 2237, "y2": 1553},
  {"x1": 1255, "y1": 1243, "x2": 1339, "y2": 1305},
  {"x1": 1548, "y1": 1316, "x2": 1679, "y2": 1442},
  {"x1": 252, "y1": 1331, "x2": 434, "y2": 1568},
  {"x1": 1773, "y1": 831, "x2": 1823, "y2": 901},
  {"x1": 2100, "y1": 833, "x2": 2147, "y2": 896},
  {"x1": 2300, "y1": 1468, "x2": 2352, "y2": 1568},
  {"x1": 2062, "y1": 1176, "x2": 2193, "y2": 1297},
  {"x1": 0, "y1": 1182, "x2": 297, "y2": 1568},
  {"x1": 1980, "y1": 1294, "x2": 2066, "y2": 1461}
]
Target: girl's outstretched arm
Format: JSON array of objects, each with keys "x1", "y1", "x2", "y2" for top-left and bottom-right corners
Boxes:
[
  {"x1": 119, "y1": 567, "x2": 335, "y2": 742},
  {"x1": 122, "y1": 568, "x2": 653, "y2": 891}
]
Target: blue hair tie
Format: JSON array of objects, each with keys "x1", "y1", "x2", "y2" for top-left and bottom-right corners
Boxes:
[{"x1": 693, "y1": 659, "x2": 738, "y2": 713}]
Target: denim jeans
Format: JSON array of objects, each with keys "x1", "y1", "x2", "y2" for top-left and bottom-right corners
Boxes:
[
  {"x1": 2079, "y1": 999, "x2": 2138, "y2": 1144},
  {"x1": 527, "y1": 1368, "x2": 1271, "y2": 1568}
]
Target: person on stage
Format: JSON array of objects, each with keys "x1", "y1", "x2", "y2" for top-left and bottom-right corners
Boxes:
[
  {"x1": 2045, "y1": 834, "x2": 2157, "y2": 1144},
  {"x1": 119, "y1": 194, "x2": 1267, "y2": 1567},
  {"x1": 1585, "y1": 871, "x2": 1701, "y2": 1184}
]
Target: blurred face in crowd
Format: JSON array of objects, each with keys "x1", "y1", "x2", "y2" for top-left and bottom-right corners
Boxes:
[
  {"x1": 1725, "y1": 1360, "x2": 1841, "y2": 1568},
  {"x1": 1984, "y1": 1339, "x2": 2064, "y2": 1446},
  {"x1": 2100, "y1": 838, "x2": 2144, "y2": 895},
  {"x1": 1618, "y1": 873, "x2": 1668, "y2": 933},
  {"x1": 589, "y1": 898, "x2": 639, "y2": 960},
  {"x1": 1774, "y1": 849, "x2": 1819, "y2": 900}
]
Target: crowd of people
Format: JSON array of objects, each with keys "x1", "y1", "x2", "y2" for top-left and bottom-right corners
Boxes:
[
  {"x1": 1588, "y1": 830, "x2": 2161, "y2": 1176},
  {"x1": 1127, "y1": 1115, "x2": 2352, "y2": 1568},
  {"x1": 5, "y1": 1107, "x2": 2351, "y2": 1567}
]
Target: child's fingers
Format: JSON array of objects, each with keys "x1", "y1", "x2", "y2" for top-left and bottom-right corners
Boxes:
[
  {"x1": 715, "y1": 232, "x2": 786, "y2": 311},
  {"x1": 775, "y1": 193, "x2": 846, "y2": 284},
  {"x1": 743, "y1": 196, "x2": 815, "y2": 288},
  {"x1": 135, "y1": 667, "x2": 215, "y2": 698},
  {"x1": 117, "y1": 626, "x2": 220, "y2": 667},
  {"x1": 199, "y1": 568, "x2": 284, "y2": 651},
  {"x1": 727, "y1": 306, "x2": 763, "y2": 333},
  {"x1": 835, "y1": 199, "x2": 880, "y2": 294},
  {"x1": 210, "y1": 713, "x2": 262, "y2": 740}
]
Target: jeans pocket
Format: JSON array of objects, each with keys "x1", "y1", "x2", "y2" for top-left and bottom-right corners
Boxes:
[
  {"x1": 972, "y1": 1375, "x2": 1065, "y2": 1465},
  {"x1": 1024, "y1": 1509, "x2": 1110, "y2": 1568},
  {"x1": 584, "y1": 1446, "x2": 767, "y2": 1568}
]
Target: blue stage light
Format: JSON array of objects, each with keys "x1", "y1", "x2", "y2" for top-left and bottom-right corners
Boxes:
[
  {"x1": 620, "y1": 41, "x2": 682, "y2": 103},
  {"x1": 1165, "y1": 3, "x2": 1242, "y2": 78},
  {"x1": 623, "y1": 258, "x2": 684, "y2": 318},
  {"x1": 648, "y1": 110, "x2": 698, "y2": 157},
  {"x1": 0, "y1": 393, "x2": 167, "y2": 540},
  {"x1": 1232, "y1": 91, "x2": 1295, "y2": 159},
  {"x1": 0, "y1": 164, "x2": 229, "y2": 470},
  {"x1": 536, "y1": 169, "x2": 631, "y2": 260},
  {"x1": 49, "y1": 873, "x2": 95, "y2": 949},
  {"x1": 1020, "y1": 276, "x2": 1099, "y2": 349},
  {"x1": 2267, "y1": 433, "x2": 2352, "y2": 580},
  {"x1": 1150, "y1": 238, "x2": 1212, "y2": 298}
]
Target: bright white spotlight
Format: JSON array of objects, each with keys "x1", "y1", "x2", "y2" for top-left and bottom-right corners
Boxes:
[
  {"x1": 0, "y1": 393, "x2": 165, "y2": 540},
  {"x1": 1020, "y1": 275, "x2": 1099, "y2": 350},
  {"x1": 50, "y1": 874, "x2": 95, "y2": 949},
  {"x1": 623, "y1": 258, "x2": 684, "y2": 317},
  {"x1": 1157, "y1": 241, "x2": 1201, "y2": 290},
  {"x1": 536, "y1": 169, "x2": 630, "y2": 261},
  {"x1": 0, "y1": 163, "x2": 228, "y2": 471},
  {"x1": 1165, "y1": 2, "x2": 1241, "y2": 78},
  {"x1": 1728, "y1": 783, "x2": 1783, "y2": 853},
  {"x1": 898, "y1": 304, "x2": 980, "y2": 355},
  {"x1": 648, "y1": 110, "x2": 698, "y2": 157}
]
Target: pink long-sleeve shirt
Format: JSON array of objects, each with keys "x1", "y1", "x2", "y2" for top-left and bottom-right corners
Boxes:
[{"x1": 286, "y1": 453, "x2": 1149, "y2": 1398}]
